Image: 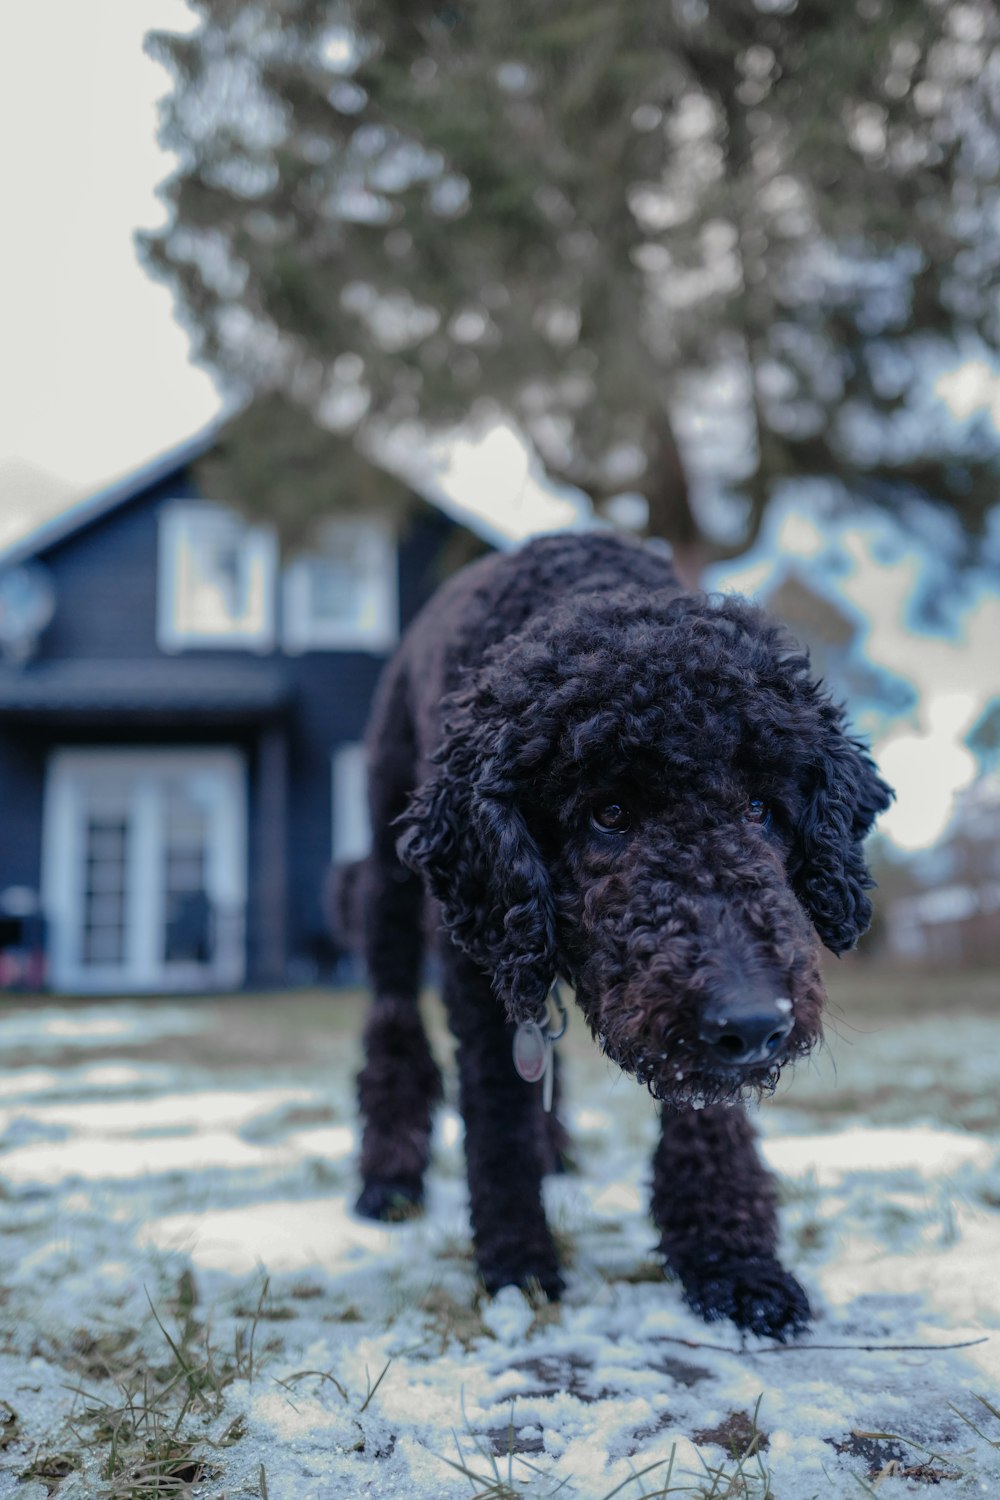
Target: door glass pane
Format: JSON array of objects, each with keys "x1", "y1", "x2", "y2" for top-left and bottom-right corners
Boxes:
[
  {"x1": 163, "y1": 783, "x2": 213, "y2": 965},
  {"x1": 82, "y1": 815, "x2": 128, "y2": 967}
]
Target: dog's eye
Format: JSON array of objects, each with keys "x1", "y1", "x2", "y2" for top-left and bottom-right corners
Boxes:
[
  {"x1": 742, "y1": 799, "x2": 770, "y2": 827},
  {"x1": 591, "y1": 800, "x2": 631, "y2": 834}
]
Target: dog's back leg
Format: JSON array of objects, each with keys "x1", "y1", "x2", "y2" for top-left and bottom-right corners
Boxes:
[{"x1": 355, "y1": 657, "x2": 442, "y2": 1221}]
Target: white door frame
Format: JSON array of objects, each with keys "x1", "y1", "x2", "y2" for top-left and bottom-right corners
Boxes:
[{"x1": 42, "y1": 747, "x2": 247, "y2": 993}]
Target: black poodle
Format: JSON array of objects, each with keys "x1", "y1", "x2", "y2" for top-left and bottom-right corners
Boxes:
[{"x1": 353, "y1": 531, "x2": 891, "y2": 1338}]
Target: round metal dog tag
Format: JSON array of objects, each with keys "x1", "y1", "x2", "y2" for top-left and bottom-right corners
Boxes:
[{"x1": 512, "y1": 1021, "x2": 548, "y2": 1083}]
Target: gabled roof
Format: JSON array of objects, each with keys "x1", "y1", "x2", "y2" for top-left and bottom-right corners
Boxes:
[
  {"x1": 0, "y1": 426, "x2": 223, "y2": 570},
  {"x1": 0, "y1": 416, "x2": 596, "y2": 570}
]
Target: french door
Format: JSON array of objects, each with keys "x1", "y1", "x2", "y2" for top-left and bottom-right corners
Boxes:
[{"x1": 42, "y1": 748, "x2": 246, "y2": 993}]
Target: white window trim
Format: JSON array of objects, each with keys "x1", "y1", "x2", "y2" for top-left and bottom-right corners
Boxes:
[
  {"x1": 282, "y1": 517, "x2": 399, "y2": 654},
  {"x1": 157, "y1": 500, "x2": 278, "y2": 653}
]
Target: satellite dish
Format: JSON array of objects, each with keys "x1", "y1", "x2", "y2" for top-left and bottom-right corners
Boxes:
[{"x1": 0, "y1": 562, "x2": 55, "y2": 664}]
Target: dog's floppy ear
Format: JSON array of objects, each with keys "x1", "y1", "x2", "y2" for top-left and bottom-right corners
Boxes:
[
  {"x1": 397, "y1": 687, "x2": 557, "y2": 1023},
  {"x1": 789, "y1": 703, "x2": 894, "y2": 954}
]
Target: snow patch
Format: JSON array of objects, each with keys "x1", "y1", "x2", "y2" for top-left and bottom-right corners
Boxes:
[
  {"x1": 764, "y1": 1124, "x2": 995, "y2": 1183},
  {"x1": 138, "y1": 1195, "x2": 399, "y2": 1274},
  {"x1": 480, "y1": 1286, "x2": 535, "y2": 1343}
]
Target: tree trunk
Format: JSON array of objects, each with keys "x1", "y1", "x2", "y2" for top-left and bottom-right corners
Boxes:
[
  {"x1": 644, "y1": 412, "x2": 706, "y2": 588},
  {"x1": 667, "y1": 538, "x2": 710, "y2": 591}
]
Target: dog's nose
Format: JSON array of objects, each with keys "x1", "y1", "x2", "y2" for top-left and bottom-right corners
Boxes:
[{"x1": 698, "y1": 996, "x2": 794, "y2": 1068}]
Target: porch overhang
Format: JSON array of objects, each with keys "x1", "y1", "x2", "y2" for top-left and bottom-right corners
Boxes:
[{"x1": 0, "y1": 660, "x2": 293, "y2": 722}]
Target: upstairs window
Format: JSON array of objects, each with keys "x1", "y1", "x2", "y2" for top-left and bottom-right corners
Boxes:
[
  {"x1": 282, "y1": 518, "x2": 398, "y2": 653},
  {"x1": 158, "y1": 503, "x2": 277, "y2": 652}
]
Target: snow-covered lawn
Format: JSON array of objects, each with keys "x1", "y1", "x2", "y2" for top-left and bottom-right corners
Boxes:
[{"x1": 1, "y1": 976, "x2": 999, "y2": 1499}]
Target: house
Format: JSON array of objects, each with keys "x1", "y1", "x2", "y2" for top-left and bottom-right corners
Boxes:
[
  {"x1": 883, "y1": 773, "x2": 1000, "y2": 968},
  {"x1": 0, "y1": 423, "x2": 504, "y2": 995},
  {"x1": 759, "y1": 567, "x2": 915, "y2": 724}
]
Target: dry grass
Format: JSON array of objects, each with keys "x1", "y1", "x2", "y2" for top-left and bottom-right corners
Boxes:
[
  {"x1": 57, "y1": 1274, "x2": 274, "y2": 1498},
  {"x1": 6, "y1": 965, "x2": 992, "y2": 1074},
  {"x1": 823, "y1": 964, "x2": 999, "y2": 1021}
]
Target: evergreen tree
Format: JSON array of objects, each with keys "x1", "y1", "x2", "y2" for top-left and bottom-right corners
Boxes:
[{"x1": 143, "y1": 0, "x2": 1000, "y2": 576}]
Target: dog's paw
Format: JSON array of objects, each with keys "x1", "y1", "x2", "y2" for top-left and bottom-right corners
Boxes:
[
  {"x1": 680, "y1": 1255, "x2": 811, "y2": 1340},
  {"x1": 481, "y1": 1260, "x2": 565, "y2": 1302},
  {"x1": 355, "y1": 1179, "x2": 424, "y2": 1223}
]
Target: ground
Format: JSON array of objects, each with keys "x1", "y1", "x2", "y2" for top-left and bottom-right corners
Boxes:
[{"x1": 1, "y1": 970, "x2": 999, "y2": 1499}]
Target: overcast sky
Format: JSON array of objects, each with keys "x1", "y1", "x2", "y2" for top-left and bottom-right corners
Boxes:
[
  {"x1": 1, "y1": 4, "x2": 997, "y2": 853},
  {"x1": 0, "y1": 3, "x2": 219, "y2": 493}
]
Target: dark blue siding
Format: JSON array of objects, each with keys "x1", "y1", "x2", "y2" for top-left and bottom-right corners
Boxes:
[
  {"x1": 40, "y1": 471, "x2": 201, "y2": 660},
  {"x1": 0, "y1": 729, "x2": 47, "y2": 889}
]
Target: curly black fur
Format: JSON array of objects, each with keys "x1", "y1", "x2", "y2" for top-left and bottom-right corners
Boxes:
[{"x1": 353, "y1": 533, "x2": 892, "y2": 1339}]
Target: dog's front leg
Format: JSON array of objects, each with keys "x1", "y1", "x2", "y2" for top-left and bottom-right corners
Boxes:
[
  {"x1": 651, "y1": 1104, "x2": 810, "y2": 1339},
  {"x1": 443, "y1": 950, "x2": 564, "y2": 1300}
]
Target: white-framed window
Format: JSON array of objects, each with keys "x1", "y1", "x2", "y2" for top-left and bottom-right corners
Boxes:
[
  {"x1": 158, "y1": 501, "x2": 278, "y2": 652},
  {"x1": 331, "y1": 742, "x2": 371, "y2": 863},
  {"x1": 282, "y1": 517, "x2": 398, "y2": 654}
]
